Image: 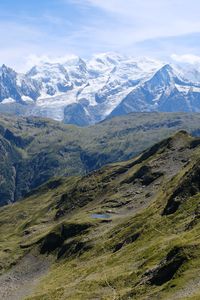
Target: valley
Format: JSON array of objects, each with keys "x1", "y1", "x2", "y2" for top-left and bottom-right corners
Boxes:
[{"x1": 1, "y1": 112, "x2": 200, "y2": 205}]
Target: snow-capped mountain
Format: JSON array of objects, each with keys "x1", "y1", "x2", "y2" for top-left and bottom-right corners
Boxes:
[
  {"x1": 0, "y1": 53, "x2": 200, "y2": 125},
  {"x1": 110, "y1": 64, "x2": 200, "y2": 116},
  {"x1": 26, "y1": 63, "x2": 72, "y2": 97},
  {"x1": 0, "y1": 65, "x2": 39, "y2": 104}
]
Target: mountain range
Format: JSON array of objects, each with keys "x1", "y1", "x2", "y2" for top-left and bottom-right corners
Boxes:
[{"x1": 0, "y1": 53, "x2": 200, "y2": 125}]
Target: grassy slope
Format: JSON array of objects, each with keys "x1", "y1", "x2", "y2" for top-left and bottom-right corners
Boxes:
[
  {"x1": 1, "y1": 112, "x2": 200, "y2": 204},
  {"x1": 1, "y1": 131, "x2": 200, "y2": 299}
]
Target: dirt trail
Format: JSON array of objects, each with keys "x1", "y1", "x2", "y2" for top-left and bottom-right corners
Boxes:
[{"x1": 0, "y1": 253, "x2": 50, "y2": 300}]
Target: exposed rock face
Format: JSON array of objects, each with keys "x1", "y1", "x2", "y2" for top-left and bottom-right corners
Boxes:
[
  {"x1": 162, "y1": 164, "x2": 200, "y2": 215},
  {"x1": 40, "y1": 223, "x2": 91, "y2": 254},
  {"x1": 0, "y1": 64, "x2": 40, "y2": 103},
  {"x1": 143, "y1": 247, "x2": 187, "y2": 286}
]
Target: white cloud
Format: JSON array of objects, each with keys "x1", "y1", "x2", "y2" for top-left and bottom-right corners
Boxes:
[
  {"x1": 0, "y1": 17, "x2": 80, "y2": 71},
  {"x1": 76, "y1": 0, "x2": 199, "y2": 17},
  {"x1": 64, "y1": 0, "x2": 200, "y2": 62},
  {"x1": 171, "y1": 54, "x2": 200, "y2": 65},
  {"x1": 24, "y1": 54, "x2": 79, "y2": 69}
]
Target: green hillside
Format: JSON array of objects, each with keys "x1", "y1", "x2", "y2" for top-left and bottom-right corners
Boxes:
[
  {"x1": 1, "y1": 112, "x2": 200, "y2": 205},
  {"x1": 1, "y1": 131, "x2": 200, "y2": 299}
]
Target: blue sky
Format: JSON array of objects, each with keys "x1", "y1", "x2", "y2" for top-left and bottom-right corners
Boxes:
[{"x1": 0, "y1": 0, "x2": 200, "y2": 70}]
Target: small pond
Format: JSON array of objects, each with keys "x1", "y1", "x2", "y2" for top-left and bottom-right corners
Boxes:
[{"x1": 91, "y1": 213, "x2": 111, "y2": 219}]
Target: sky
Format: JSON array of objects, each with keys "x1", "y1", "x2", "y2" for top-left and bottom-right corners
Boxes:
[{"x1": 0, "y1": 0, "x2": 200, "y2": 71}]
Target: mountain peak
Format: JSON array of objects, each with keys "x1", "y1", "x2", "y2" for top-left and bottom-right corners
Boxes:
[
  {"x1": 89, "y1": 52, "x2": 126, "y2": 68},
  {"x1": 0, "y1": 64, "x2": 15, "y2": 75},
  {"x1": 156, "y1": 64, "x2": 175, "y2": 76},
  {"x1": 161, "y1": 63, "x2": 174, "y2": 72},
  {"x1": 148, "y1": 64, "x2": 180, "y2": 87}
]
